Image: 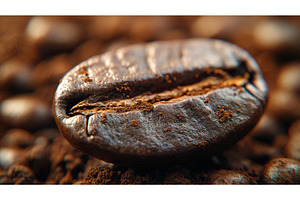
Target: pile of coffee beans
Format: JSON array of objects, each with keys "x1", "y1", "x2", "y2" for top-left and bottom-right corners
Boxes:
[{"x1": 1, "y1": 16, "x2": 299, "y2": 184}]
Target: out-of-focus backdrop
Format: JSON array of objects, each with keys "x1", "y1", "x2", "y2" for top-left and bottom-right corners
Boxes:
[{"x1": 0, "y1": 16, "x2": 300, "y2": 184}]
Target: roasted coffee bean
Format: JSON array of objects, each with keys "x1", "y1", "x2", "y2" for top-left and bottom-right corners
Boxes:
[
  {"x1": 7, "y1": 164, "x2": 36, "y2": 184},
  {"x1": 284, "y1": 120, "x2": 300, "y2": 161},
  {"x1": 26, "y1": 17, "x2": 82, "y2": 53},
  {"x1": 249, "y1": 114, "x2": 284, "y2": 145},
  {"x1": 268, "y1": 89, "x2": 300, "y2": 122},
  {"x1": 53, "y1": 39, "x2": 268, "y2": 166},
  {"x1": 87, "y1": 17, "x2": 132, "y2": 41},
  {"x1": 253, "y1": 19, "x2": 300, "y2": 53},
  {"x1": 261, "y1": 158, "x2": 300, "y2": 184},
  {"x1": 268, "y1": 62, "x2": 300, "y2": 122},
  {"x1": 0, "y1": 147, "x2": 23, "y2": 169},
  {"x1": 208, "y1": 169, "x2": 256, "y2": 184},
  {"x1": 163, "y1": 171, "x2": 191, "y2": 184},
  {"x1": 128, "y1": 17, "x2": 175, "y2": 41},
  {"x1": 0, "y1": 94, "x2": 52, "y2": 130},
  {"x1": 277, "y1": 62, "x2": 300, "y2": 93},
  {"x1": 1, "y1": 129, "x2": 34, "y2": 148},
  {"x1": 190, "y1": 16, "x2": 247, "y2": 39},
  {"x1": 0, "y1": 60, "x2": 32, "y2": 92},
  {"x1": 0, "y1": 169, "x2": 11, "y2": 184},
  {"x1": 27, "y1": 145, "x2": 51, "y2": 181}
]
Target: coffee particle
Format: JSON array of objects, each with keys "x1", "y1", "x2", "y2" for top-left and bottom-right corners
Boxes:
[
  {"x1": 84, "y1": 77, "x2": 92, "y2": 82},
  {"x1": 131, "y1": 119, "x2": 140, "y2": 127},
  {"x1": 164, "y1": 128, "x2": 168, "y2": 132},
  {"x1": 100, "y1": 113, "x2": 107, "y2": 123},
  {"x1": 204, "y1": 98, "x2": 209, "y2": 103},
  {"x1": 217, "y1": 106, "x2": 233, "y2": 123},
  {"x1": 78, "y1": 65, "x2": 92, "y2": 82},
  {"x1": 78, "y1": 65, "x2": 87, "y2": 74}
]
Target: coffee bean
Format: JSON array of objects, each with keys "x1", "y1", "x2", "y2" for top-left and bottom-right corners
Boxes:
[
  {"x1": 190, "y1": 16, "x2": 247, "y2": 39},
  {"x1": 27, "y1": 145, "x2": 51, "y2": 181},
  {"x1": 253, "y1": 19, "x2": 300, "y2": 53},
  {"x1": 268, "y1": 89, "x2": 300, "y2": 122},
  {"x1": 208, "y1": 169, "x2": 257, "y2": 184},
  {"x1": 0, "y1": 60, "x2": 32, "y2": 92},
  {"x1": 128, "y1": 17, "x2": 175, "y2": 41},
  {"x1": 7, "y1": 164, "x2": 36, "y2": 184},
  {"x1": 53, "y1": 39, "x2": 268, "y2": 166},
  {"x1": 163, "y1": 171, "x2": 191, "y2": 184},
  {"x1": 87, "y1": 17, "x2": 132, "y2": 41},
  {"x1": 261, "y1": 158, "x2": 300, "y2": 184},
  {"x1": 26, "y1": 17, "x2": 82, "y2": 53},
  {"x1": 0, "y1": 147, "x2": 23, "y2": 169},
  {"x1": 1, "y1": 129, "x2": 34, "y2": 148},
  {"x1": 284, "y1": 120, "x2": 300, "y2": 161},
  {"x1": 0, "y1": 94, "x2": 52, "y2": 130},
  {"x1": 0, "y1": 169, "x2": 11, "y2": 184},
  {"x1": 276, "y1": 62, "x2": 300, "y2": 93},
  {"x1": 249, "y1": 114, "x2": 284, "y2": 144}
]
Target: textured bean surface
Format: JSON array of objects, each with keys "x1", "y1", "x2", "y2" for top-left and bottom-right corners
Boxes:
[
  {"x1": 208, "y1": 169, "x2": 257, "y2": 184},
  {"x1": 1, "y1": 16, "x2": 299, "y2": 185},
  {"x1": 54, "y1": 39, "x2": 268, "y2": 165},
  {"x1": 261, "y1": 158, "x2": 300, "y2": 184}
]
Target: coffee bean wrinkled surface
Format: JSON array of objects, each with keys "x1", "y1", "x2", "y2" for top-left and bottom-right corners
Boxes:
[{"x1": 54, "y1": 39, "x2": 268, "y2": 165}]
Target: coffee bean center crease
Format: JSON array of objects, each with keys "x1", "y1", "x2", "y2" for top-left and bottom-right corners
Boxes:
[{"x1": 69, "y1": 65, "x2": 251, "y2": 116}]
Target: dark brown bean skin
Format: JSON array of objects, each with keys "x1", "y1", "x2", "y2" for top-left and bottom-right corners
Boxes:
[
  {"x1": 261, "y1": 158, "x2": 300, "y2": 184},
  {"x1": 53, "y1": 39, "x2": 268, "y2": 166}
]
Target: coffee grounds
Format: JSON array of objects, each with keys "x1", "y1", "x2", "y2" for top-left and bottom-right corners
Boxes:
[
  {"x1": 217, "y1": 106, "x2": 233, "y2": 123},
  {"x1": 130, "y1": 119, "x2": 140, "y2": 127},
  {"x1": 78, "y1": 65, "x2": 92, "y2": 82}
]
